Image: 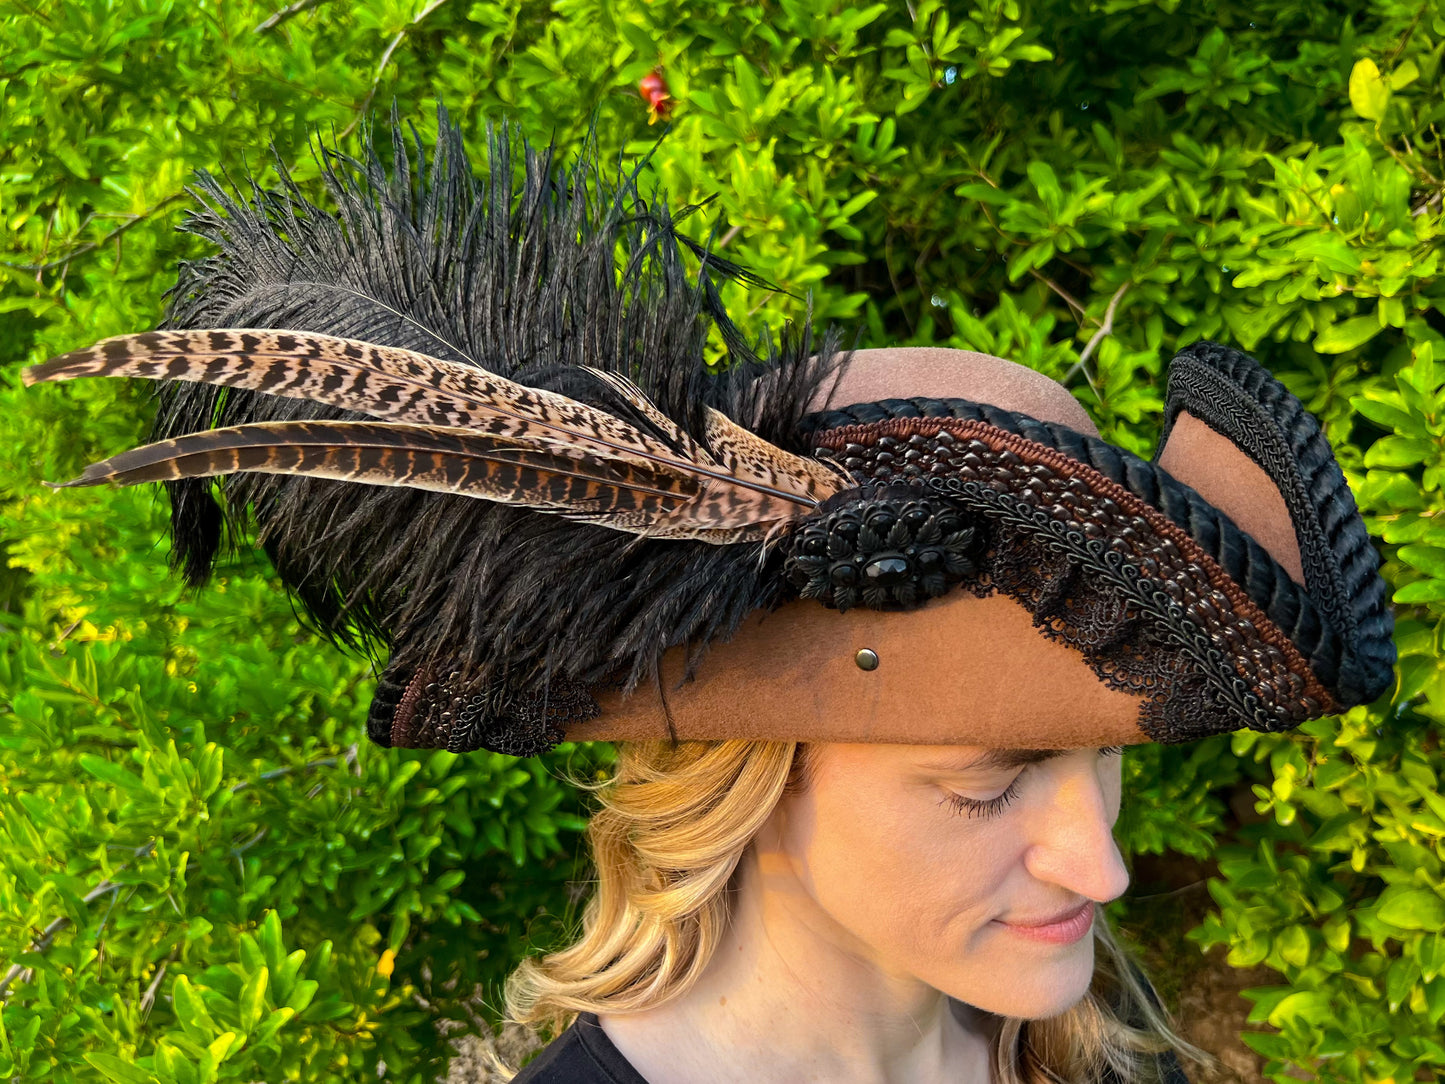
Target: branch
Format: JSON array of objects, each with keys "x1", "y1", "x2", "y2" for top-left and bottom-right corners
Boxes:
[
  {"x1": 0, "y1": 878, "x2": 122, "y2": 999},
  {"x1": 0, "y1": 828, "x2": 267, "y2": 1003},
  {"x1": 253, "y1": 0, "x2": 332, "y2": 33},
  {"x1": 0, "y1": 840, "x2": 156, "y2": 999},
  {"x1": 338, "y1": 0, "x2": 451, "y2": 139},
  {"x1": 1063, "y1": 280, "x2": 1132, "y2": 385},
  {"x1": 228, "y1": 745, "x2": 356, "y2": 794},
  {"x1": 139, "y1": 949, "x2": 179, "y2": 1018},
  {"x1": 1126, "y1": 878, "x2": 1207, "y2": 902},
  {"x1": 0, "y1": 192, "x2": 185, "y2": 277},
  {"x1": 883, "y1": 228, "x2": 915, "y2": 336},
  {"x1": 1029, "y1": 269, "x2": 1087, "y2": 321}
]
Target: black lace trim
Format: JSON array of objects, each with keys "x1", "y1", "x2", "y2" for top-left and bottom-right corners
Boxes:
[
  {"x1": 805, "y1": 360, "x2": 1396, "y2": 713},
  {"x1": 369, "y1": 665, "x2": 597, "y2": 757}
]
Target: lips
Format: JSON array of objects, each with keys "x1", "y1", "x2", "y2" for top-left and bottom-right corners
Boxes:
[{"x1": 995, "y1": 901, "x2": 1096, "y2": 944}]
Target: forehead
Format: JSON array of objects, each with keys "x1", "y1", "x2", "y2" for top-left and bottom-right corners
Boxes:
[{"x1": 817, "y1": 348, "x2": 1100, "y2": 437}]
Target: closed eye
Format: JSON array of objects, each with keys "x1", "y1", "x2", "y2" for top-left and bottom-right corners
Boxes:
[
  {"x1": 940, "y1": 775, "x2": 1024, "y2": 819},
  {"x1": 940, "y1": 746, "x2": 1120, "y2": 818}
]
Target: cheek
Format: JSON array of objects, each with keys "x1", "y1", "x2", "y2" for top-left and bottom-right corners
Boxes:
[
  {"x1": 784, "y1": 780, "x2": 1022, "y2": 964},
  {"x1": 775, "y1": 768, "x2": 1106, "y2": 1019}
]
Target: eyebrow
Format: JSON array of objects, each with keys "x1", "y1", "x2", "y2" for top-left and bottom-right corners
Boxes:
[{"x1": 921, "y1": 748, "x2": 1067, "y2": 773}]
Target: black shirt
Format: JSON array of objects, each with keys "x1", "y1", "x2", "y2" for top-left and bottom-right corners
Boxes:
[
  {"x1": 510, "y1": 1013, "x2": 647, "y2": 1083},
  {"x1": 509, "y1": 1011, "x2": 1190, "y2": 1083}
]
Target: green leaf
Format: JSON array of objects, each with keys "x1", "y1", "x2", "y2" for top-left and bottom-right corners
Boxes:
[
  {"x1": 1315, "y1": 314, "x2": 1382, "y2": 353},
  {"x1": 1386, "y1": 955, "x2": 1420, "y2": 1008},
  {"x1": 1399, "y1": 544, "x2": 1445, "y2": 577},
  {"x1": 254, "y1": 1007, "x2": 297, "y2": 1045},
  {"x1": 1267, "y1": 990, "x2": 1334, "y2": 1028},
  {"x1": 1351, "y1": 392, "x2": 1423, "y2": 436},
  {"x1": 1026, "y1": 160, "x2": 1062, "y2": 216},
  {"x1": 259, "y1": 910, "x2": 285, "y2": 974},
  {"x1": 1228, "y1": 932, "x2": 1270, "y2": 967},
  {"x1": 1378, "y1": 887, "x2": 1445, "y2": 931},
  {"x1": 1349, "y1": 58, "x2": 1389, "y2": 121},
  {"x1": 77, "y1": 753, "x2": 144, "y2": 792},
  {"x1": 1277, "y1": 924, "x2": 1311, "y2": 968},
  {"x1": 207, "y1": 1032, "x2": 240, "y2": 1065},
  {"x1": 1392, "y1": 580, "x2": 1445, "y2": 604},
  {"x1": 1419, "y1": 933, "x2": 1445, "y2": 981},
  {"x1": 170, "y1": 976, "x2": 219, "y2": 1040},
  {"x1": 1364, "y1": 436, "x2": 1436, "y2": 468},
  {"x1": 238, "y1": 966, "x2": 269, "y2": 1033},
  {"x1": 1389, "y1": 58, "x2": 1420, "y2": 90},
  {"x1": 83, "y1": 1055, "x2": 160, "y2": 1084}
]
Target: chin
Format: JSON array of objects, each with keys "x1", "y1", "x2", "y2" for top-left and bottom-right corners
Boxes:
[{"x1": 948, "y1": 933, "x2": 1098, "y2": 1020}]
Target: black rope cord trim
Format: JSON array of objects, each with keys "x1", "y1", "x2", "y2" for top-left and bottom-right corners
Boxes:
[
  {"x1": 1159, "y1": 341, "x2": 1394, "y2": 706},
  {"x1": 807, "y1": 418, "x2": 1329, "y2": 743}
]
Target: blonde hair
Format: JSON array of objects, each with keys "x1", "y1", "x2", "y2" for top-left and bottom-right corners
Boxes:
[{"x1": 501, "y1": 740, "x2": 1204, "y2": 1083}]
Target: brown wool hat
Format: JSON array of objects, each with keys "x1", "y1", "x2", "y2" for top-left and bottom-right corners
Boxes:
[{"x1": 22, "y1": 113, "x2": 1396, "y2": 755}]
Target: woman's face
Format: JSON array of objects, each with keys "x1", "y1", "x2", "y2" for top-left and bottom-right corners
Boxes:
[{"x1": 759, "y1": 742, "x2": 1129, "y2": 1020}]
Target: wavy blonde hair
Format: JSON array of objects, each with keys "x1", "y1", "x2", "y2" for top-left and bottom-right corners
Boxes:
[{"x1": 501, "y1": 740, "x2": 1204, "y2": 1083}]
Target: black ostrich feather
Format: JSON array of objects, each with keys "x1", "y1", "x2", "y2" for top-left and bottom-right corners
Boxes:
[{"x1": 146, "y1": 105, "x2": 853, "y2": 741}]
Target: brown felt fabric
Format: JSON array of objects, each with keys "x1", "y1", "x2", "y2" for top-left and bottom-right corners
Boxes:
[
  {"x1": 1155, "y1": 410, "x2": 1305, "y2": 585},
  {"x1": 810, "y1": 348, "x2": 1101, "y2": 436},
  {"x1": 573, "y1": 592, "x2": 1151, "y2": 747}
]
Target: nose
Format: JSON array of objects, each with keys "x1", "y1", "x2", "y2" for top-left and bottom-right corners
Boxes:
[{"x1": 1021, "y1": 759, "x2": 1130, "y2": 905}]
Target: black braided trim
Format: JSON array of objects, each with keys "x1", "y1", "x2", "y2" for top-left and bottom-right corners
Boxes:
[
  {"x1": 364, "y1": 669, "x2": 409, "y2": 748},
  {"x1": 804, "y1": 391, "x2": 1359, "y2": 705},
  {"x1": 1158, "y1": 342, "x2": 1395, "y2": 706}
]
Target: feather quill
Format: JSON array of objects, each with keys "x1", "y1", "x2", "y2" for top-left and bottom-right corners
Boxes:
[{"x1": 25, "y1": 328, "x2": 847, "y2": 541}]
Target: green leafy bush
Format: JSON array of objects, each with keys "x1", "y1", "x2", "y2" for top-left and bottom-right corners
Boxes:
[{"x1": 2, "y1": 0, "x2": 1442, "y2": 1080}]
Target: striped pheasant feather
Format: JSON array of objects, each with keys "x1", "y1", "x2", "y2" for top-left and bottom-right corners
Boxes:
[{"x1": 25, "y1": 329, "x2": 846, "y2": 541}]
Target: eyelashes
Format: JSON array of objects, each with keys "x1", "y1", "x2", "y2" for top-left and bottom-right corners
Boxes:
[
  {"x1": 941, "y1": 746, "x2": 1124, "y2": 820},
  {"x1": 941, "y1": 779, "x2": 1023, "y2": 819}
]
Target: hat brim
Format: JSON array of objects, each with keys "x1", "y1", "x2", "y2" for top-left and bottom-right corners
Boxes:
[{"x1": 574, "y1": 590, "x2": 1152, "y2": 747}]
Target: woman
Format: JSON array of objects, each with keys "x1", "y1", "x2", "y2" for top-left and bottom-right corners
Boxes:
[
  {"x1": 26, "y1": 110, "x2": 1394, "y2": 1083},
  {"x1": 502, "y1": 739, "x2": 1185, "y2": 1084}
]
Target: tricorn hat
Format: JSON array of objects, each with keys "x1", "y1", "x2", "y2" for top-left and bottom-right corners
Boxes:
[{"x1": 23, "y1": 110, "x2": 1396, "y2": 756}]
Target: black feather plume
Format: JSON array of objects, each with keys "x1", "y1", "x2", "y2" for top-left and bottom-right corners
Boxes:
[{"x1": 149, "y1": 104, "x2": 854, "y2": 746}]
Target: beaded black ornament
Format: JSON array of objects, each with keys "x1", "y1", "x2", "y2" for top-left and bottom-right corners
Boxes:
[{"x1": 783, "y1": 484, "x2": 982, "y2": 612}]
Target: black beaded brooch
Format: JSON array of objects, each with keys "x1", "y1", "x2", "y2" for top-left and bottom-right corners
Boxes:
[{"x1": 783, "y1": 484, "x2": 982, "y2": 611}]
